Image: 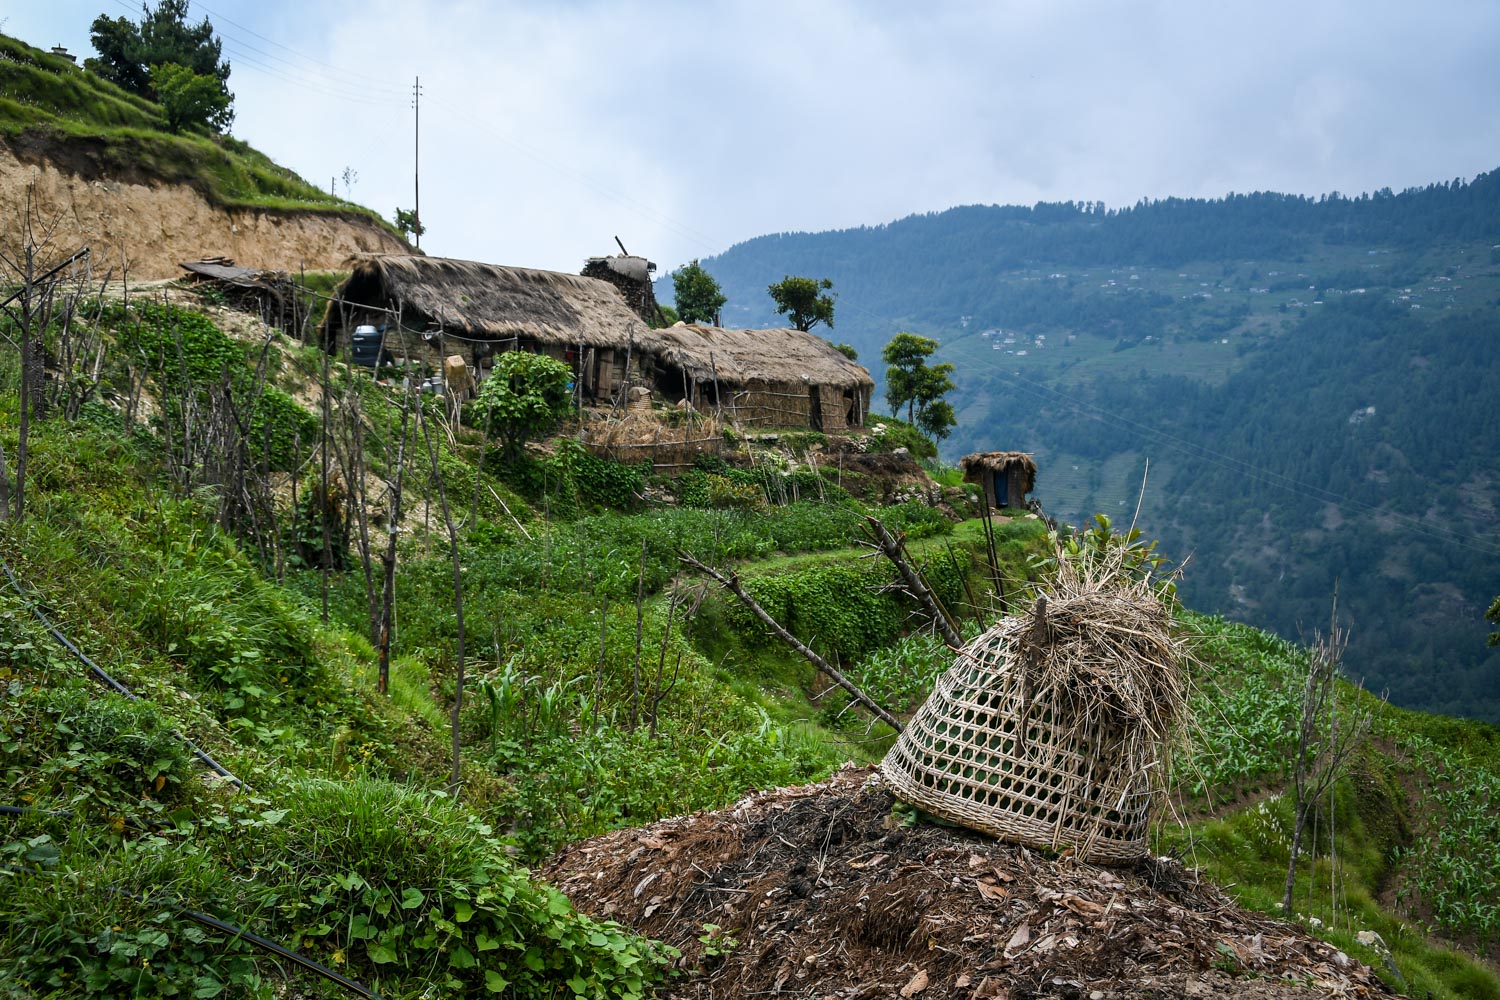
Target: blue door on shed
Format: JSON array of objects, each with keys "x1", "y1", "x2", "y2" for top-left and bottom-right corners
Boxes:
[{"x1": 994, "y1": 472, "x2": 1008, "y2": 507}]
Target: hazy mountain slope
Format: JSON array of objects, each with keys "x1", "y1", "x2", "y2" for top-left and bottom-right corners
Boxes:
[{"x1": 679, "y1": 173, "x2": 1500, "y2": 722}]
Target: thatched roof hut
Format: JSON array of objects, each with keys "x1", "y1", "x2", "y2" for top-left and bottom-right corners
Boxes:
[
  {"x1": 638, "y1": 323, "x2": 873, "y2": 431},
  {"x1": 960, "y1": 451, "x2": 1037, "y2": 509},
  {"x1": 323, "y1": 254, "x2": 874, "y2": 430},
  {"x1": 326, "y1": 253, "x2": 648, "y2": 352}
]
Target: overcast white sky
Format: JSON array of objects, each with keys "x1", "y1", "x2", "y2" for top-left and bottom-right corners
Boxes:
[{"x1": 9, "y1": 1, "x2": 1500, "y2": 273}]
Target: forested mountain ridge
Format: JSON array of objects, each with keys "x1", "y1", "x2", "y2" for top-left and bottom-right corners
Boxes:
[{"x1": 678, "y1": 171, "x2": 1500, "y2": 722}]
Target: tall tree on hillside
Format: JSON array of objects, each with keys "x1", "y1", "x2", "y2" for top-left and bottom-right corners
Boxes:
[
  {"x1": 87, "y1": 0, "x2": 232, "y2": 123},
  {"x1": 150, "y1": 62, "x2": 232, "y2": 133},
  {"x1": 882, "y1": 332, "x2": 956, "y2": 438},
  {"x1": 1487, "y1": 596, "x2": 1500, "y2": 647},
  {"x1": 768, "y1": 275, "x2": 835, "y2": 332},
  {"x1": 671, "y1": 260, "x2": 727, "y2": 325}
]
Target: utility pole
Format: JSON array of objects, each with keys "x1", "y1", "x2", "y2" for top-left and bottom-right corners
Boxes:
[{"x1": 412, "y1": 76, "x2": 422, "y2": 251}]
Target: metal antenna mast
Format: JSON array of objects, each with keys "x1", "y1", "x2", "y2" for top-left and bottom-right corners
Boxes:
[{"x1": 412, "y1": 76, "x2": 422, "y2": 250}]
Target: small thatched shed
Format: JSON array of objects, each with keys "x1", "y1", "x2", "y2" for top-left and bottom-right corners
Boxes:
[
  {"x1": 961, "y1": 451, "x2": 1037, "y2": 509},
  {"x1": 323, "y1": 255, "x2": 873, "y2": 430}
]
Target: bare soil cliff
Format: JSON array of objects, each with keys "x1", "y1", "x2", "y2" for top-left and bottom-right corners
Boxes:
[{"x1": 1, "y1": 137, "x2": 409, "y2": 278}]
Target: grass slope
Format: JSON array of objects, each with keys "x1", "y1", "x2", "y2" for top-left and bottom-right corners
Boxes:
[{"x1": 0, "y1": 293, "x2": 1496, "y2": 997}]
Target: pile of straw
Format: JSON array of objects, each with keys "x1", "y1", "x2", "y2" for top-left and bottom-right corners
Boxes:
[
  {"x1": 581, "y1": 411, "x2": 725, "y2": 471},
  {"x1": 880, "y1": 539, "x2": 1188, "y2": 863}
]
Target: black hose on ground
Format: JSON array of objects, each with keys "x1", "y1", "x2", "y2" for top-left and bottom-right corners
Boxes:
[
  {"x1": 0, "y1": 862, "x2": 386, "y2": 1000},
  {"x1": 1, "y1": 559, "x2": 249, "y2": 791}
]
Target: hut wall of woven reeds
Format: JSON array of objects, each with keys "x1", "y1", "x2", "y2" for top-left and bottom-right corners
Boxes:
[
  {"x1": 960, "y1": 451, "x2": 1037, "y2": 509},
  {"x1": 879, "y1": 546, "x2": 1187, "y2": 864},
  {"x1": 322, "y1": 255, "x2": 872, "y2": 430}
]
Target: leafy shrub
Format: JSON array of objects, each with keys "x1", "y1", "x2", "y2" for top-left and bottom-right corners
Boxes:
[
  {"x1": 730, "y1": 563, "x2": 905, "y2": 661},
  {"x1": 573, "y1": 450, "x2": 647, "y2": 511},
  {"x1": 1, "y1": 684, "x2": 194, "y2": 818},
  {"x1": 882, "y1": 499, "x2": 952, "y2": 540},
  {"x1": 250, "y1": 778, "x2": 675, "y2": 997},
  {"x1": 474, "y1": 351, "x2": 574, "y2": 460}
]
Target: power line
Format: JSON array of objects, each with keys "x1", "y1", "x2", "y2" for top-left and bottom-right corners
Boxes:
[{"x1": 193, "y1": 0, "x2": 411, "y2": 96}]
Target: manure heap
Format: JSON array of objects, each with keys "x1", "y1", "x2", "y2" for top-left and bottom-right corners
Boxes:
[{"x1": 546, "y1": 766, "x2": 1394, "y2": 999}]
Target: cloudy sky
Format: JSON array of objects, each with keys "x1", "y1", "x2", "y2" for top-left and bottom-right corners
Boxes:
[{"x1": 9, "y1": 1, "x2": 1500, "y2": 273}]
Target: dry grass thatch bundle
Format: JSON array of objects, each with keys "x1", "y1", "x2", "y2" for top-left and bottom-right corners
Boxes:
[
  {"x1": 880, "y1": 539, "x2": 1188, "y2": 863},
  {"x1": 581, "y1": 410, "x2": 726, "y2": 471}
]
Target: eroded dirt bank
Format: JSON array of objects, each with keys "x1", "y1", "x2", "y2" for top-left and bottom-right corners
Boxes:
[{"x1": 0, "y1": 138, "x2": 408, "y2": 279}]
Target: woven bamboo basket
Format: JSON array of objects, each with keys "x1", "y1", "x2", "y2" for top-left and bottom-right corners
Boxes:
[{"x1": 881, "y1": 589, "x2": 1181, "y2": 864}]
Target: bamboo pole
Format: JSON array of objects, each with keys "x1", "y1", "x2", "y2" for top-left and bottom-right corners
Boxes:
[{"x1": 678, "y1": 551, "x2": 904, "y2": 733}]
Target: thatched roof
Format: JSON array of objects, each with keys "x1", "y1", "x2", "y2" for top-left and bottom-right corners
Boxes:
[
  {"x1": 334, "y1": 255, "x2": 873, "y2": 389},
  {"x1": 335, "y1": 253, "x2": 649, "y2": 348},
  {"x1": 960, "y1": 451, "x2": 1038, "y2": 490},
  {"x1": 639, "y1": 323, "x2": 873, "y2": 390}
]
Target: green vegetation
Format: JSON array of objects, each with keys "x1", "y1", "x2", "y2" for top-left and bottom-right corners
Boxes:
[
  {"x1": 767, "y1": 274, "x2": 835, "y2": 332},
  {"x1": 3, "y1": 290, "x2": 1498, "y2": 998},
  {"x1": 150, "y1": 62, "x2": 231, "y2": 134},
  {"x1": 473, "y1": 351, "x2": 575, "y2": 460},
  {"x1": 86, "y1": 0, "x2": 231, "y2": 108},
  {"x1": 393, "y1": 207, "x2": 425, "y2": 241},
  {"x1": 671, "y1": 259, "x2": 727, "y2": 325},
  {"x1": 881, "y1": 332, "x2": 957, "y2": 440}
]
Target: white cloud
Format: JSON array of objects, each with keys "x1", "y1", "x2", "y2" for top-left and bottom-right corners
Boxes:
[{"x1": 8, "y1": 0, "x2": 1500, "y2": 273}]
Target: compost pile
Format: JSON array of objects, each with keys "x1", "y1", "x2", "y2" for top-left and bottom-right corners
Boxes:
[{"x1": 545, "y1": 766, "x2": 1395, "y2": 999}]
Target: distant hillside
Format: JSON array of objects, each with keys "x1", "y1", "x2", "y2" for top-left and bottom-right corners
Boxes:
[
  {"x1": 678, "y1": 173, "x2": 1500, "y2": 723},
  {"x1": 0, "y1": 33, "x2": 408, "y2": 276}
]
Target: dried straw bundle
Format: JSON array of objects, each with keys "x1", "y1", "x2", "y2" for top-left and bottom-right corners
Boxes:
[
  {"x1": 880, "y1": 542, "x2": 1188, "y2": 863},
  {"x1": 584, "y1": 410, "x2": 722, "y2": 448}
]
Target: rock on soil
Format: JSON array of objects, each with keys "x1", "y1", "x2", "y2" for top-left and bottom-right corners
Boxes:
[{"x1": 545, "y1": 765, "x2": 1396, "y2": 999}]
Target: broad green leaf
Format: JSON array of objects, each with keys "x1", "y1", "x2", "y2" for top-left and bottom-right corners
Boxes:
[
  {"x1": 367, "y1": 943, "x2": 397, "y2": 965},
  {"x1": 484, "y1": 970, "x2": 508, "y2": 993},
  {"x1": 400, "y1": 887, "x2": 425, "y2": 910}
]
